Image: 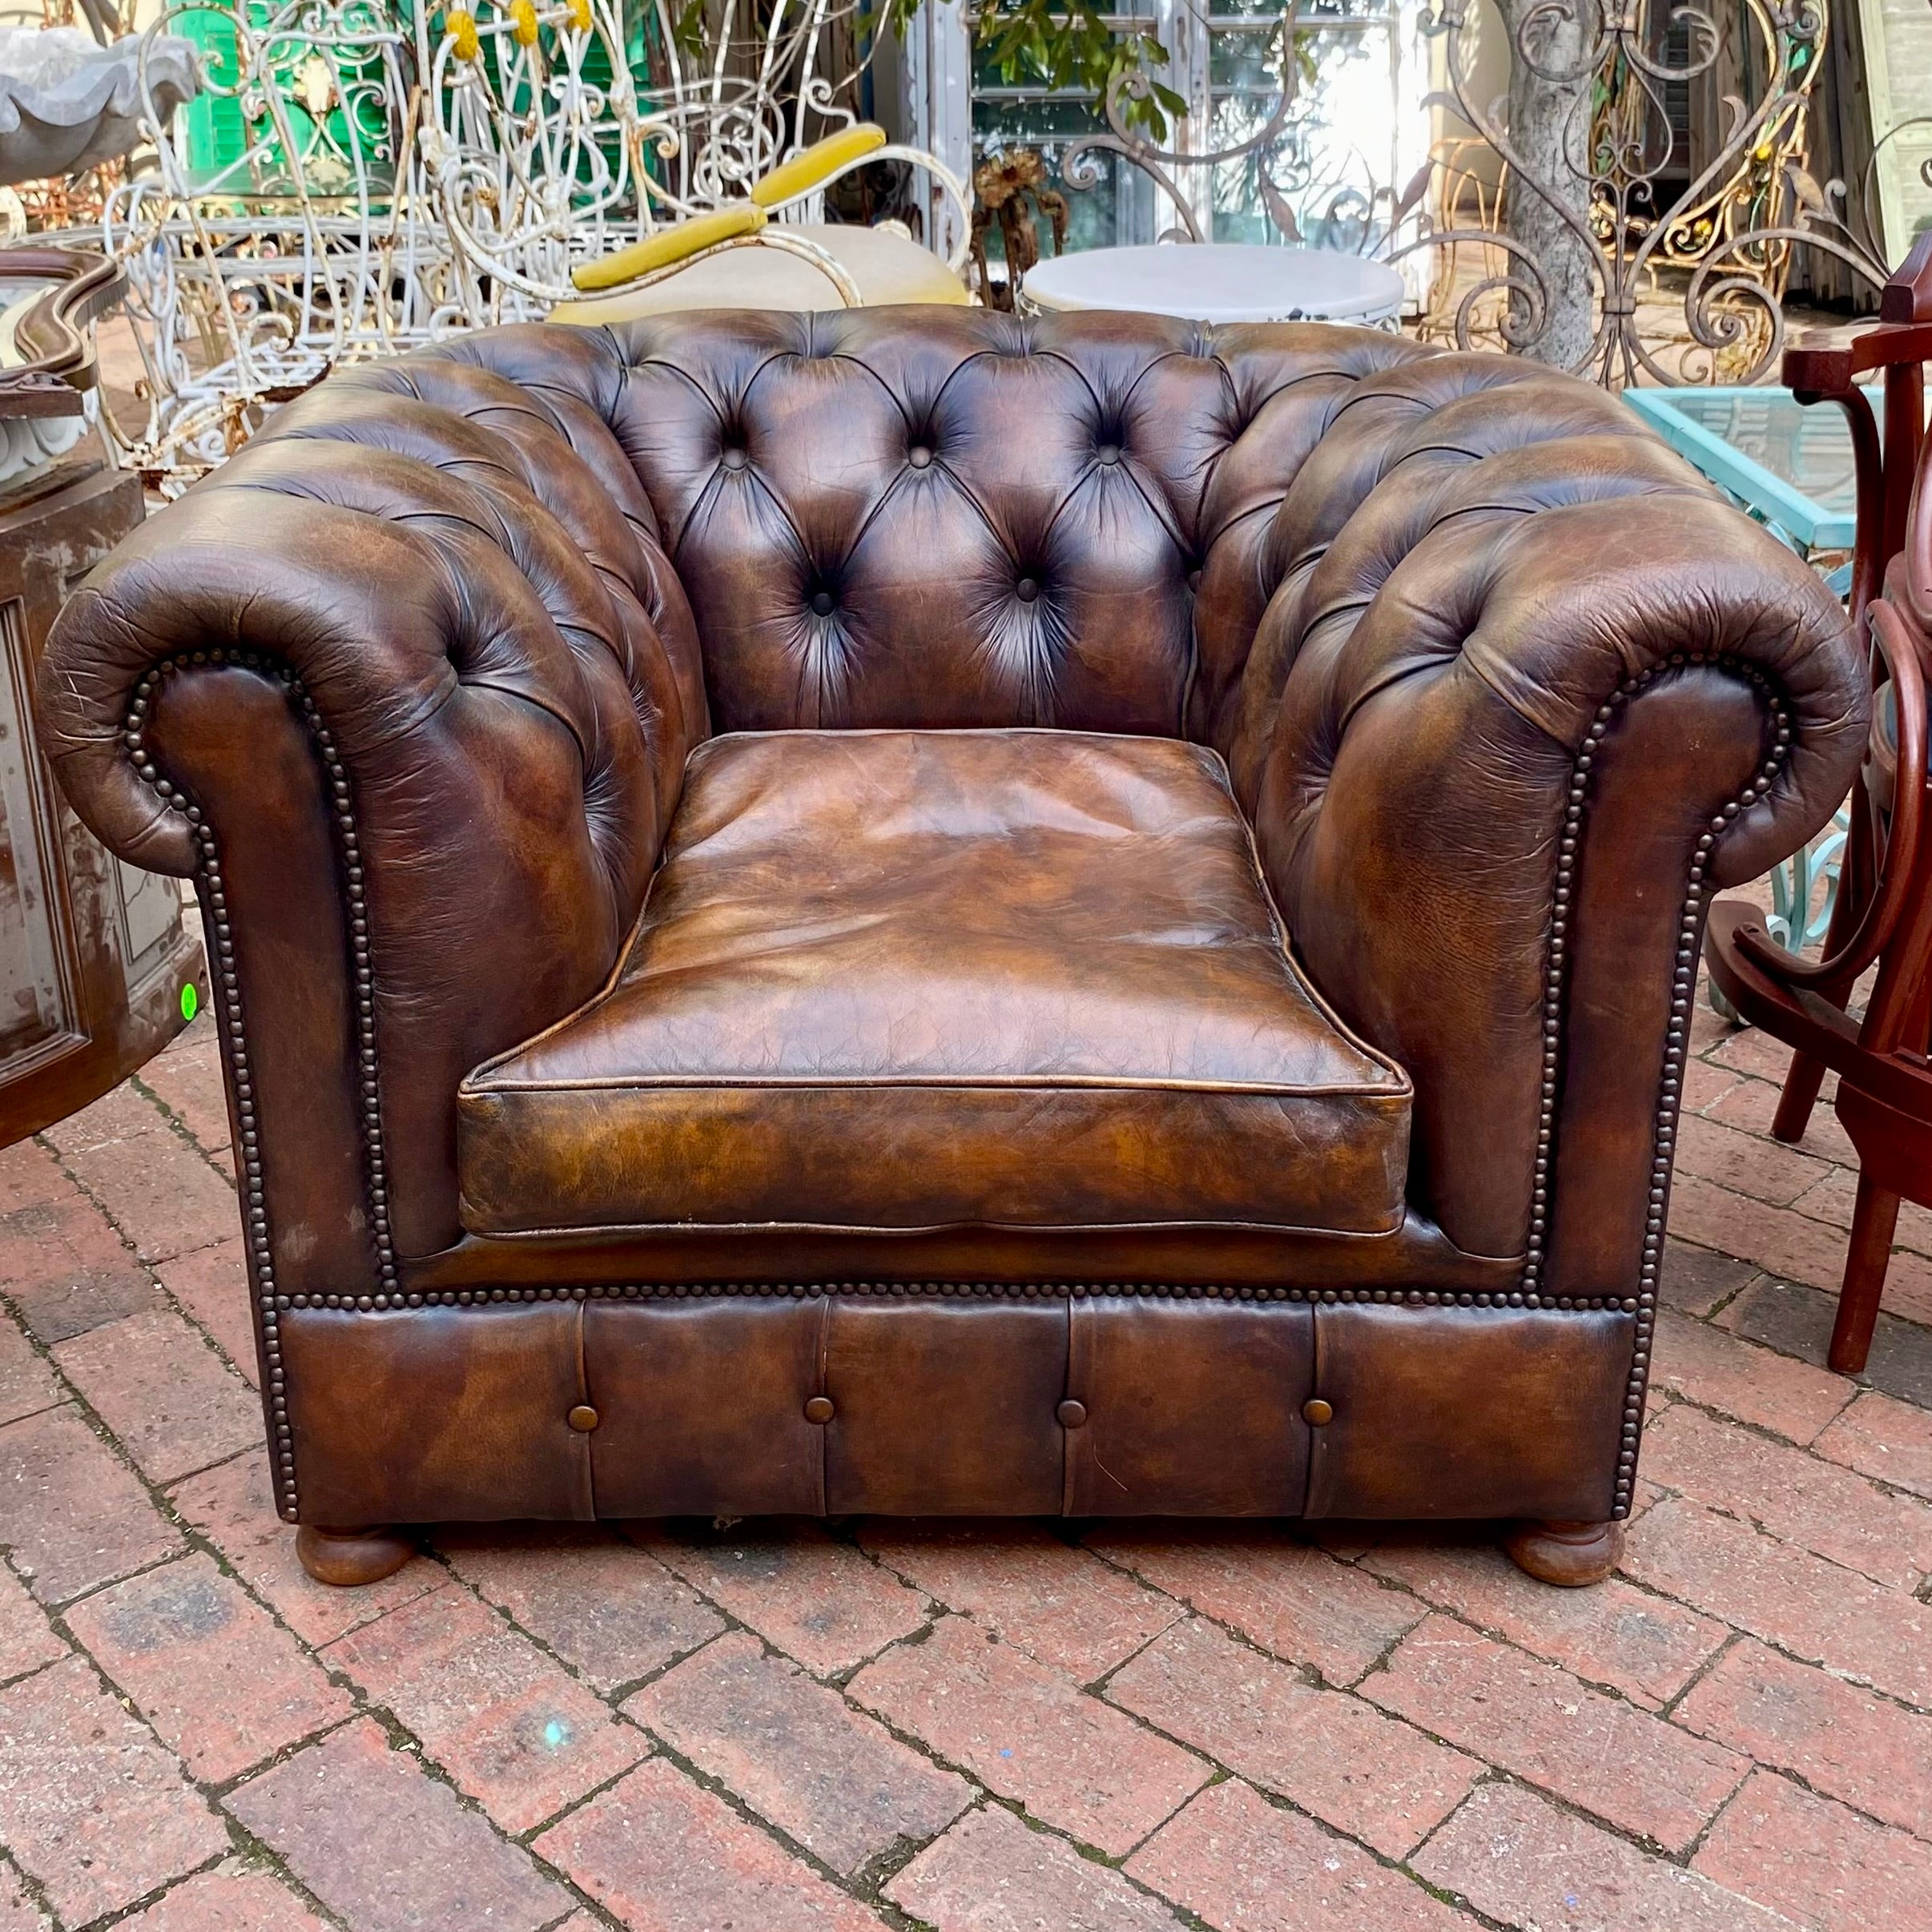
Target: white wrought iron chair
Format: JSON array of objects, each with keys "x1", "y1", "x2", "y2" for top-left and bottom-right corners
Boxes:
[{"x1": 420, "y1": 0, "x2": 972, "y2": 324}]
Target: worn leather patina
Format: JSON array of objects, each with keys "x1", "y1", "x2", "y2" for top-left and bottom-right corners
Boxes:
[{"x1": 38, "y1": 308, "x2": 1867, "y2": 1560}]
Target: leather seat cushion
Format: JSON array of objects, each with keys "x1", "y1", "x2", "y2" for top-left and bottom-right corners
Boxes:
[{"x1": 457, "y1": 729, "x2": 1411, "y2": 1239}]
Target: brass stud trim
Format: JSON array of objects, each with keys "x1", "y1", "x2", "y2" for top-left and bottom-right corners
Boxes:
[
  {"x1": 273, "y1": 1281, "x2": 1642, "y2": 1310},
  {"x1": 123, "y1": 649, "x2": 400, "y2": 1522},
  {"x1": 1542, "y1": 654, "x2": 1791, "y2": 1519}
]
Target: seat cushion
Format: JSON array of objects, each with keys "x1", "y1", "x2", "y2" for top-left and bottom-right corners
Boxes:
[
  {"x1": 549, "y1": 223, "x2": 969, "y2": 324},
  {"x1": 457, "y1": 730, "x2": 1410, "y2": 1239}
]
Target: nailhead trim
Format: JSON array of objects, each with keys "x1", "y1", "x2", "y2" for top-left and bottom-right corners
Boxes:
[
  {"x1": 124, "y1": 650, "x2": 397, "y2": 1521},
  {"x1": 271, "y1": 1282, "x2": 1643, "y2": 1310},
  {"x1": 1543, "y1": 654, "x2": 1791, "y2": 1519}
]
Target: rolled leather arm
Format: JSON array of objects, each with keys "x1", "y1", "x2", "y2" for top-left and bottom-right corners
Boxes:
[
  {"x1": 38, "y1": 349, "x2": 704, "y2": 1291},
  {"x1": 1251, "y1": 489, "x2": 1868, "y2": 1294}
]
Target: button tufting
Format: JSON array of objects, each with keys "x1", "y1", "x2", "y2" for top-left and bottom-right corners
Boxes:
[
  {"x1": 908, "y1": 445, "x2": 933, "y2": 469},
  {"x1": 1056, "y1": 1399, "x2": 1088, "y2": 1429},
  {"x1": 1015, "y1": 578, "x2": 1040, "y2": 603},
  {"x1": 568, "y1": 1403, "x2": 600, "y2": 1432},
  {"x1": 1096, "y1": 444, "x2": 1121, "y2": 466},
  {"x1": 809, "y1": 590, "x2": 835, "y2": 618},
  {"x1": 803, "y1": 1395, "x2": 835, "y2": 1423},
  {"x1": 720, "y1": 445, "x2": 749, "y2": 470},
  {"x1": 1187, "y1": 569, "x2": 1202, "y2": 594},
  {"x1": 1302, "y1": 1398, "x2": 1334, "y2": 1427}
]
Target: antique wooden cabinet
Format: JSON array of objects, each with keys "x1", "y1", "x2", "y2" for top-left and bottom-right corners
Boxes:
[{"x1": 0, "y1": 248, "x2": 203, "y2": 1144}]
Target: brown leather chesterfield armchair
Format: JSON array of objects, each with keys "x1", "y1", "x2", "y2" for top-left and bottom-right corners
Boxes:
[{"x1": 38, "y1": 310, "x2": 1866, "y2": 1588}]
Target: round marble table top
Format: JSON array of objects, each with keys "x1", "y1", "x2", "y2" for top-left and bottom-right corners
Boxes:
[{"x1": 1020, "y1": 242, "x2": 1407, "y2": 325}]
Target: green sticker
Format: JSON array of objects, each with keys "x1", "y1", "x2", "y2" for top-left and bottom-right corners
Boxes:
[{"x1": 180, "y1": 982, "x2": 199, "y2": 1023}]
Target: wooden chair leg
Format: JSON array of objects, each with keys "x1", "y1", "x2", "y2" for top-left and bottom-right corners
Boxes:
[
  {"x1": 1829, "y1": 1175, "x2": 1902, "y2": 1375},
  {"x1": 1769, "y1": 791, "x2": 1879, "y2": 1144},
  {"x1": 1772, "y1": 1052, "x2": 1830, "y2": 1143}
]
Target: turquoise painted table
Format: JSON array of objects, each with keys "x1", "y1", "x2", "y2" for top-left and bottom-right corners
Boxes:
[
  {"x1": 1624, "y1": 384, "x2": 1869, "y2": 990},
  {"x1": 1623, "y1": 384, "x2": 1865, "y2": 594}
]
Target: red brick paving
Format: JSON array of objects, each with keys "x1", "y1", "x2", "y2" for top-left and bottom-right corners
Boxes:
[
  {"x1": 627, "y1": 1628, "x2": 970, "y2": 1874},
  {"x1": 52, "y1": 1309, "x2": 260, "y2": 1486},
  {"x1": 0, "y1": 1326, "x2": 58, "y2": 1432},
  {"x1": 531, "y1": 1755, "x2": 880, "y2": 1931},
  {"x1": 150, "y1": 1245, "x2": 257, "y2": 1390},
  {"x1": 0, "y1": 1862, "x2": 42, "y2": 1932},
  {"x1": 1126, "y1": 1778, "x2": 1473, "y2": 1930},
  {"x1": 849, "y1": 1613, "x2": 1210, "y2": 1855},
  {"x1": 1640, "y1": 1402, "x2": 1932, "y2": 1587},
  {"x1": 0, "y1": 1185, "x2": 158, "y2": 1344},
  {"x1": 224, "y1": 1717, "x2": 568, "y2": 1932},
  {"x1": 857, "y1": 1520, "x2": 1181, "y2": 1680},
  {"x1": 637, "y1": 1520, "x2": 930, "y2": 1676},
  {"x1": 1104, "y1": 1615, "x2": 1479, "y2": 1858},
  {"x1": 0, "y1": 1405, "x2": 180, "y2": 1604},
  {"x1": 1363, "y1": 1614, "x2": 1750, "y2": 1853},
  {"x1": 1415, "y1": 1781, "x2": 1793, "y2": 1930},
  {"x1": 319, "y1": 1583, "x2": 648, "y2": 1834},
  {"x1": 1815, "y1": 1388, "x2": 1932, "y2": 1499},
  {"x1": 1624, "y1": 1495, "x2": 1932, "y2": 1706},
  {"x1": 64, "y1": 1556, "x2": 349, "y2": 1784},
  {"x1": 3, "y1": 1001, "x2": 1932, "y2": 1928},
  {"x1": 1358, "y1": 1536, "x2": 1729, "y2": 1709},
  {"x1": 0, "y1": 1656, "x2": 225, "y2": 1926},
  {"x1": 0, "y1": 1570, "x2": 62, "y2": 1688},
  {"x1": 168, "y1": 1448, "x2": 440, "y2": 1650},
  {"x1": 110, "y1": 1866, "x2": 328, "y2": 1932},
  {"x1": 888, "y1": 1803, "x2": 1184, "y2": 1931},
  {"x1": 1082, "y1": 1524, "x2": 1426, "y2": 1684},
  {"x1": 1693, "y1": 1770, "x2": 1932, "y2": 1931},
  {"x1": 435, "y1": 1523, "x2": 723, "y2": 1693},
  {"x1": 1674, "y1": 1640, "x2": 1932, "y2": 1838}
]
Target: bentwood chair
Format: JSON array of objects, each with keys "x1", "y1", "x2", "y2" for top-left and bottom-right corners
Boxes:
[{"x1": 1706, "y1": 235, "x2": 1932, "y2": 1373}]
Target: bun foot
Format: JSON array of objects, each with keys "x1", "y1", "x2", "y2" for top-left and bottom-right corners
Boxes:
[
  {"x1": 296, "y1": 1523, "x2": 415, "y2": 1587},
  {"x1": 1503, "y1": 1518, "x2": 1625, "y2": 1588}
]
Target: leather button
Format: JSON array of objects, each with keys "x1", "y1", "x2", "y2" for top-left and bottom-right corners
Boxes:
[
  {"x1": 1096, "y1": 443, "x2": 1121, "y2": 465},
  {"x1": 1056, "y1": 1399, "x2": 1088, "y2": 1429},
  {"x1": 908, "y1": 445, "x2": 933, "y2": 469},
  {"x1": 1187, "y1": 569, "x2": 1202, "y2": 593},
  {"x1": 809, "y1": 590, "x2": 835, "y2": 617},
  {"x1": 720, "y1": 445, "x2": 748, "y2": 470},
  {"x1": 803, "y1": 1395, "x2": 835, "y2": 1424},
  {"x1": 1015, "y1": 577, "x2": 1040, "y2": 603},
  {"x1": 1302, "y1": 1398, "x2": 1334, "y2": 1427},
  {"x1": 567, "y1": 1403, "x2": 600, "y2": 1432}
]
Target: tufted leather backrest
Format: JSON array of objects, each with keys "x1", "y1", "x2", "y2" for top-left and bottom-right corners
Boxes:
[
  {"x1": 441, "y1": 311, "x2": 1692, "y2": 806},
  {"x1": 596, "y1": 308, "x2": 1440, "y2": 735}
]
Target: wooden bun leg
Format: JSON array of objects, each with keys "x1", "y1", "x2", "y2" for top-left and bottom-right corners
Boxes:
[
  {"x1": 1502, "y1": 1518, "x2": 1625, "y2": 1588},
  {"x1": 296, "y1": 1523, "x2": 416, "y2": 1588}
]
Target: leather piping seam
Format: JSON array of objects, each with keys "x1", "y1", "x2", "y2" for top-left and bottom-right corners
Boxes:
[
  {"x1": 123, "y1": 648, "x2": 400, "y2": 1523},
  {"x1": 571, "y1": 1298, "x2": 595, "y2": 1522},
  {"x1": 1548, "y1": 653, "x2": 1792, "y2": 1518},
  {"x1": 269, "y1": 1280, "x2": 1642, "y2": 1311},
  {"x1": 1302, "y1": 1294, "x2": 1329, "y2": 1518}
]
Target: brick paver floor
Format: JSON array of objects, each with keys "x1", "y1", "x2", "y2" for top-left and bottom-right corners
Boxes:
[{"x1": 4, "y1": 975, "x2": 1932, "y2": 1931}]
